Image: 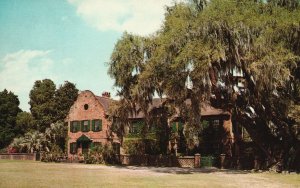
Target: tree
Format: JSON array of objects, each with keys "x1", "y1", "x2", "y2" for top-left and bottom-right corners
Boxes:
[
  {"x1": 9, "y1": 131, "x2": 50, "y2": 153},
  {"x1": 9, "y1": 137, "x2": 26, "y2": 153},
  {"x1": 15, "y1": 112, "x2": 35, "y2": 135},
  {"x1": 183, "y1": 0, "x2": 300, "y2": 169},
  {"x1": 22, "y1": 131, "x2": 50, "y2": 153},
  {"x1": 109, "y1": 0, "x2": 300, "y2": 169},
  {"x1": 54, "y1": 81, "x2": 78, "y2": 122},
  {"x1": 29, "y1": 79, "x2": 56, "y2": 132},
  {"x1": 0, "y1": 89, "x2": 21, "y2": 148},
  {"x1": 45, "y1": 121, "x2": 68, "y2": 152},
  {"x1": 29, "y1": 79, "x2": 78, "y2": 132}
]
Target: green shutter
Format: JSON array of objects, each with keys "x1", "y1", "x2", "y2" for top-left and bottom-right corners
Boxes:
[
  {"x1": 70, "y1": 143, "x2": 76, "y2": 154},
  {"x1": 99, "y1": 119, "x2": 102, "y2": 131},
  {"x1": 172, "y1": 122, "x2": 177, "y2": 132},
  {"x1": 74, "y1": 121, "x2": 80, "y2": 133},
  {"x1": 81, "y1": 121, "x2": 84, "y2": 131},
  {"x1": 178, "y1": 122, "x2": 183, "y2": 131},
  {"x1": 70, "y1": 143, "x2": 73, "y2": 154},
  {"x1": 92, "y1": 120, "x2": 95, "y2": 131}
]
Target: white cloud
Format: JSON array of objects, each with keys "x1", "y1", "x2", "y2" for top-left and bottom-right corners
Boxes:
[
  {"x1": 0, "y1": 50, "x2": 57, "y2": 111},
  {"x1": 68, "y1": 0, "x2": 177, "y2": 35}
]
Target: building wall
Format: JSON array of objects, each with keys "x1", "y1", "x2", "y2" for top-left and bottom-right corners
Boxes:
[{"x1": 65, "y1": 90, "x2": 111, "y2": 157}]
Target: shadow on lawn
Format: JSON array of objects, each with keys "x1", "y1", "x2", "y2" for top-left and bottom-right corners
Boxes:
[{"x1": 111, "y1": 165, "x2": 251, "y2": 175}]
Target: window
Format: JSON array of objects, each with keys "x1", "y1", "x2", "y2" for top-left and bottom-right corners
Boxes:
[
  {"x1": 171, "y1": 122, "x2": 177, "y2": 132},
  {"x1": 213, "y1": 120, "x2": 220, "y2": 128},
  {"x1": 92, "y1": 119, "x2": 102, "y2": 132},
  {"x1": 113, "y1": 142, "x2": 120, "y2": 154},
  {"x1": 171, "y1": 122, "x2": 183, "y2": 133},
  {"x1": 70, "y1": 142, "x2": 77, "y2": 154},
  {"x1": 84, "y1": 104, "x2": 89, "y2": 110},
  {"x1": 70, "y1": 121, "x2": 80, "y2": 133},
  {"x1": 149, "y1": 124, "x2": 156, "y2": 132},
  {"x1": 129, "y1": 121, "x2": 144, "y2": 134},
  {"x1": 129, "y1": 122, "x2": 139, "y2": 134},
  {"x1": 81, "y1": 120, "x2": 90, "y2": 132}
]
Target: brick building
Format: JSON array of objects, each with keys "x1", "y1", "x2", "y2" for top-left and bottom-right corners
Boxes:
[
  {"x1": 66, "y1": 90, "x2": 234, "y2": 158},
  {"x1": 126, "y1": 98, "x2": 234, "y2": 156},
  {"x1": 65, "y1": 90, "x2": 118, "y2": 158}
]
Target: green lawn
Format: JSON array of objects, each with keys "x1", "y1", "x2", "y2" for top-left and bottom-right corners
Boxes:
[{"x1": 0, "y1": 160, "x2": 299, "y2": 188}]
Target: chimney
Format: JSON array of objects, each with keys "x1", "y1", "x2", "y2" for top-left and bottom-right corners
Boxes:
[{"x1": 102, "y1": 91, "x2": 111, "y2": 98}]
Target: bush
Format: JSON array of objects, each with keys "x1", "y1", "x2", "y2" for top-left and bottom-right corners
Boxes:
[
  {"x1": 84, "y1": 145, "x2": 104, "y2": 164},
  {"x1": 84, "y1": 143, "x2": 117, "y2": 164},
  {"x1": 41, "y1": 144, "x2": 65, "y2": 162},
  {"x1": 201, "y1": 156, "x2": 217, "y2": 167},
  {"x1": 123, "y1": 139, "x2": 145, "y2": 155},
  {"x1": 123, "y1": 139, "x2": 159, "y2": 155},
  {"x1": 0, "y1": 148, "x2": 7, "y2": 153}
]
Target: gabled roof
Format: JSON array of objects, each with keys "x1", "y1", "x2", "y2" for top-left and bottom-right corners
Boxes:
[
  {"x1": 76, "y1": 134, "x2": 91, "y2": 142},
  {"x1": 77, "y1": 90, "x2": 228, "y2": 119},
  {"x1": 128, "y1": 98, "x2": 228, "y2": 119},
  {"x1": 95, "y1": 96, "x2": 112, "y2": 113}
]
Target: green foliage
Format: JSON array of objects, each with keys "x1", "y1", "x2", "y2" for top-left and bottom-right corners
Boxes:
[
  {"x1": 54, "y1": 81, "x2": 78, "y2": 121},
  {"x1": 123, "y1": 139, "x2": 145, "y2": 155},
  {"x1": 201, "y1": 155, "x2": 217, "y2": 167},
  {"x1": 9, "y1": 137, "x2": 27, "y2": 153},
  {"x1": 123, "y1": 139, "x2": 159, "y2": 155},
  {"x1": 84, "y1": 144, "x2": 117, "y2": 164},
  {"x1": 45, "y1": 121, "x2": 68, "y2": 152},
  {"x1": 29, "y1": 79, "x2": 56, "y2": 132},
  {"x1": 9, "y1": 131, "x2": 50, "y2": 153},
  {"x1": 41, "y1": 144, "x2": 65, "y2": 162},
  {"x1": 29, "y1": 79, "x2": 78, "y2": 132},
  {"x1": 15, "y1": 112, "x2": 35, "y2": 135},
  {"x1": 0, "y1": 89, "x2": 22, "y2": 148},
  {"x1": 108, "y1": 0, "x2": 300, "y2": 168}
]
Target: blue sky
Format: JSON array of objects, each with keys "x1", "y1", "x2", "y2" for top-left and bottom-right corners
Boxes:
[{"x1": 0, "y1": 0, "x2": 175, "y2": 111}]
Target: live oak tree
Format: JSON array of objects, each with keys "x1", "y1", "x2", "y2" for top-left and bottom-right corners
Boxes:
[{"x1": 109, "y1": 0, "x2": 300, "y2": 169}]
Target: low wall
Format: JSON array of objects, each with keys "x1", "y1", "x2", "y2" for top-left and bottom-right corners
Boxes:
[
  {"x1": 0, "y1": 153, "x2": 40, "y2": 161},
  {"x1": 118, "y1": 154, "x2": 201, "y2": 168}
]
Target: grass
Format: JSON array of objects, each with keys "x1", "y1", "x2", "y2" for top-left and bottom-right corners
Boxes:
[{"x1": 0, "y1": 160, "x2": 299, "y2": 188}]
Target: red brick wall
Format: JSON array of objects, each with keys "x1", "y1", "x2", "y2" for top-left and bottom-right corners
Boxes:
[{"x1": 65, "y1": 90, "x2": 111, "y2": 157}]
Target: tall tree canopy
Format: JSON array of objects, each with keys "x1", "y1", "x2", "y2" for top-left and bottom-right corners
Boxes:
[
  {"x1": 109, "y1": 0, "x2": 300, "y2": 168},
  {"x1": 0, "y1": 89, "x2": 22, "y2": 148},
  {"x1": 15, "y1": 112, "x2": 35, "y2": 136},
  {"x1": 29, "y1": 79, "x2": 56, "y2": 132},
  {"x1": 29, "y1": 79, "x2": 78, "y2": 132},
  {"x1": 54, "y1": 81, "x2": 78, "y2": 122}
]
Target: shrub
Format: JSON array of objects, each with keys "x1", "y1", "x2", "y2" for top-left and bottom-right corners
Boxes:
[
  {"x1": 41, "y1": 144, "x2": 65, "y2": 162},
  {"x1": 123, "y1": 139, "x2": 159, "y2": 155},
  {"x1": 0, "y1": 148, "x2": 8, "y2": 153},
  {"x1": 123, "y1": 139, "x2": 145, "y2": 155},
  {"x1": 84, "y1": 143, "x2": 117, "y2": 164},
  {"x1": 84, "y1": 145, "x2": 104, "y2": 164}
]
